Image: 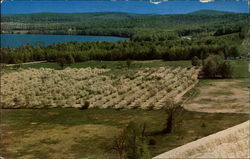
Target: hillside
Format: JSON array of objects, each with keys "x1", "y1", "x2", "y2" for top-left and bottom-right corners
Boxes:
[
  {"x1": 188, "y1": 9, "x2": 236, "y2": 15},
  {"x1": 1, "y1": 10, "x2": 248, "y2": 41}
]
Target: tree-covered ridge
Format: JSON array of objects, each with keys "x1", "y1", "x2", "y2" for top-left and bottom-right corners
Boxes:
[
  {"x1": 1, "y1": 10, "x2": 244, "y2": 22},
  {"x1": 187, "y1": 9, "x2": 237, "y2": 15},
  {"x1": 1, "y1": 10, "x2": 248, "y2": 63},
  {"x1": 1, "y1": 10, "x2": 248, "y2": 41}
]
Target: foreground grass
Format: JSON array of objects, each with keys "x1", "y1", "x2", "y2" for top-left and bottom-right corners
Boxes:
[{"x1": 1, "y1": 108, "x2": 248, "y2": 159}]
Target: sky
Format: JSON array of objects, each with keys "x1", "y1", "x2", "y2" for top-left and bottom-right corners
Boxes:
[{"x1": 1, "y1": 0, "x2": 249, "y2": 14}]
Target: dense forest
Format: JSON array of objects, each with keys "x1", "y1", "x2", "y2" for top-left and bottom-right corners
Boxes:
[
  {"x1": 0, "y1": 33, "x2": 245, "y2": 64},
  {"x1": 1, "y1": 10, "x2": 248, "y2": 41},
  {"x1": 1, "y1": 10, "x2": 248, "y2": 64}
]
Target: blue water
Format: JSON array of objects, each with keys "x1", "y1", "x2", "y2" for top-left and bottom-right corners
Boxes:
[
  {"x1": 0, "y1": 34, "x2": 128, "y2": 48},
  {"x1": 1, "y1": 0, "x2": 248, "y2": 15}
]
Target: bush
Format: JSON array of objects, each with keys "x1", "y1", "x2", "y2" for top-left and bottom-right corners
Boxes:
[
  {"x1": 101, "y1": 65, "x2": 107, "y2": 69},
  {"x1": 126, "y1": 60, "x2": 132, "y2": 69},
  {"x1": 201, "y1": 123, "x2": 206, "y2": 128},
  {"x1": 67, "y1": 54, "x2": 75, "y2": 65},
  {"x1": 191, "y1": 56, "x2": 201, "y2": 66},
  {"x1": 56, "y1": 54, "x2": 75, "y2": 69},
  {"x1": 219, "y1": 61, "x2": 233, "y2": 78},
  {"x1": 148, "y1": 139, "x2": 156, "y2": 145},
  {"x1": 80, "y1": 101, "x2": 90, "y2": 110},
  {"x1": 202, "y1": 55, "x2": 233, "y2": 78},
  {"x1": 57, "y1": 57, "x2": 67, "y2": 69},
  {"x1": 202, "y1": 55, "x2": 223, "y2": 78}
]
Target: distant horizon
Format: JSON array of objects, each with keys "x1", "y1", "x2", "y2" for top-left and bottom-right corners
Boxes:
[
  {"x1": 1, "y1": 0, "x2": 248, "y2": 15},
  {"x1": 1, "y1": 9, "x2": 247, "y2": 15}
]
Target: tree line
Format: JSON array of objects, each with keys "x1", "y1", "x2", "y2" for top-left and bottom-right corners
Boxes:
[{"x1": 0, "y1": 33, "x2": 243, "y2": 64}]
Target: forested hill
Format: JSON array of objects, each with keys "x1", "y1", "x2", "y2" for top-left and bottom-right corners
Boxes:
[
  {"x1": 1, "y1": 10, "x2": 249, "y2": 64},
  {"x1": 1, "y1": 10, "x2": 248, "y2": 41},
  {"x1": 1, "y1": 10, "x2": 243, "y2": 22},
  {"x1": 187, "y1": 9, "x2": 236, "y2": 15}
]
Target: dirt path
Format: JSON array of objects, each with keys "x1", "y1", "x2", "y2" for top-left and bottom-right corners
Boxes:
[{"x1": 5, "y1": 61, "x2": 47, "y2": 66}]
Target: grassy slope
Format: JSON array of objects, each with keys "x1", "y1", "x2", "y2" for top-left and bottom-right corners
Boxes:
[
  {"x1": 6, "y1": 59, "x2": 249, "y2": 78},
  {"x1": 9, "y1": 60, "x2": 191, "y2": 70},
  {"x1": 1, "y1": 108, "x2": 248, "y2": 159},
  {"x1": 229, "y1": 59, "x2": 249, "y2": 78}
]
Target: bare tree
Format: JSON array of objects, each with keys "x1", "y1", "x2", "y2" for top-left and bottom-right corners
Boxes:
[
  {"x1": 110, "y1": 132, "x2": 126, "y2": 159},
  {"x1": 162, "y1": 100, "x2": 182, "y2": 134},
  {"x1": 108, "y1": 122, "x2": 150, "y2": 159}
]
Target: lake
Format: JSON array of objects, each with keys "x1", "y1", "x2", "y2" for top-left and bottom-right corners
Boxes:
[{"x1": 0, "y1": 34, "x2": 128, "y2": 48}]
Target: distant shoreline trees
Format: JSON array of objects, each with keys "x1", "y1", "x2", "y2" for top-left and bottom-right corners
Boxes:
[{"x1": 0, "y1": 33, "x2": 243, "y2": 64}]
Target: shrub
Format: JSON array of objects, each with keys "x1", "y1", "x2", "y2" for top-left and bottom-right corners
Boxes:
[
  {"x1": 146, "y1": 104, "x2": 154, "y2": 111},
  {"x1": 126, "y1": 60, "x2": 132, "y2": 69},
  {"x1": 202, "y1": 55, "x2": 223, "y2": 78},
  {"x1": 57, "y1": 57, "x2": 67, "y2": 69},
  {"x1": 191, "y1": 56, "x2": 201, "y2": 66},
  {"x1": 219, "y1": 61, "x2": 233, "y2": 78},
  {"x1": 148, "y1": 139, "x2": 156, "y2": 145},
  {"x1": 201, "y1": 123, "x2": 206, "y2": 128},
  {"x1": 67, "y1": 54, "x2": 75, "y2": 65},
  {"x1": 80, "y1": 101, "x2": 90, "y2": 110},
  {"x1": 202, "y1": 55, "x2": 233, "y2": 78},
  {"x1": 101, "y1": 65, "x2": 107, "y2": 69}
]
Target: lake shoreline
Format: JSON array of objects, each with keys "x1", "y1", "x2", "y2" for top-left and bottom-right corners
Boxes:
[
  {"x1": 0, "y1": 32, "x2": 129, "y2": 39},
  {"x1": 1, "y1": 33, "x2": 129, "y2": 48}
]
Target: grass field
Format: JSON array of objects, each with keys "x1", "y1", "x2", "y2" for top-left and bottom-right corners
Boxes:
[
  {"x1": 1, "y1": 108, "x2": 248, "y2": 159},
  {"x1": 5, "y1": 59, "x2": 248, "y2": 78},
  {"x1": 228, "y1": 59, "x2": 249, "y2": 78},
  {"x1": 6, "y1": 60, "x2": 191, "y2": 70}
]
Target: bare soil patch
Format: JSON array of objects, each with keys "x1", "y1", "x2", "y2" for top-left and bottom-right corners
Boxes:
[{"x1": 184, "y1": 79, "x2": 249, "y2": 113}]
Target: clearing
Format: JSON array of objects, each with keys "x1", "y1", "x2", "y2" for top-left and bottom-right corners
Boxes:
[{"x1": 184, "y1": 78, "x2": 249, "y2": 113}]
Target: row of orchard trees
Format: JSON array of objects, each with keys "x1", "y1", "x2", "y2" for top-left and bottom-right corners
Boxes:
[{"x1": 0, "y1": 34, "x2": 242, "y2": 64}]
